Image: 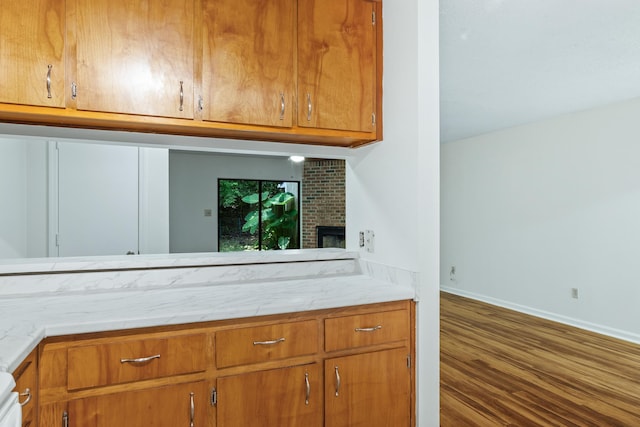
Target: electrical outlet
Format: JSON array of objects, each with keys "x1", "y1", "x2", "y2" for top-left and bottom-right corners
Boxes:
[
  {"x1": 359, "y1": 231, "x2": 365, "y2": 247},
  {"x1": 571, "y1": 288, "x2": 579, "y2": 299}
]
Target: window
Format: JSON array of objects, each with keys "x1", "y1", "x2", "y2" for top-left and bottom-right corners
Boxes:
[{"x1": 218, "y1": 179, "x2": 300, "y2": 252}]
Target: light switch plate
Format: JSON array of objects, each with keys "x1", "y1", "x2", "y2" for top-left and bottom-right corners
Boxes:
[{"x1": 365, "y1": 230, "x2": 375, "y2": 253}]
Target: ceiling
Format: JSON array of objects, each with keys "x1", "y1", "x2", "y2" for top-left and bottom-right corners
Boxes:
[{"x1": 440, "y1": 0, "x2": 640, "y2": 143}]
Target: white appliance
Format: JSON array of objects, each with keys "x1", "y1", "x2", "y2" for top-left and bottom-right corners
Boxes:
[{"x1": 0, "y1": 373, "x2": 20, "y2": 427}]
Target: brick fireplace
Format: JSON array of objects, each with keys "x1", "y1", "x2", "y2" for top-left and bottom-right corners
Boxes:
[{"x1": 302, "y1": 159, "x2": 346, "y2": 249}]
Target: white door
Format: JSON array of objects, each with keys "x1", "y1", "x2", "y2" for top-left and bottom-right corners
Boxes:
[{"x1": 53, "y1": 142, "x2": 139, "y2": 257}]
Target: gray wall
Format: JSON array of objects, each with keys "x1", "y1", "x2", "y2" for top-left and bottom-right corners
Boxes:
[{"x1": 169, "y1": 151, "x2": 303, "y2": 253}]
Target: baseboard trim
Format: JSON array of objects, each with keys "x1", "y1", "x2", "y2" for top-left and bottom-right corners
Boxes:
[{"x1": 440, "y1": 286, "x2": 640, "y2": 346}]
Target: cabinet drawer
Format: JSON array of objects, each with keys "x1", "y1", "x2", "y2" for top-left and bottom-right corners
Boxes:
[
  {"x1": 325, "y1": 309, "x2": 410, "y2": 352},
  {"x1": 67, "y1": 334, "x2": 206, "y2": 390},
  {"x1": 216, "y1": 320, "x2": 318, "y2": 368}
]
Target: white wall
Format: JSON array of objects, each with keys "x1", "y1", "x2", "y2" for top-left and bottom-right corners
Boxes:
[
  {"x1": 346, "y1": 0, "x2": 440, "y2": 425},
  {"x1": 0, "y1": 139, "x2": 28, "y2": 258},
  {"x1": 0, "y1": 139, "x2": 48, "y2": 258},
  {"x1": 26, "y1": 140, "x2": 48, "y2": 257},
  {"x1": 139, "y1": 147, "x2": 170, "y2": 254},
  {"x1": 441, "y1": 96, "x2": 640, "y2": 343},
  {"x1": 169, "y1": 152, "x2": 303, "y2": 253}
]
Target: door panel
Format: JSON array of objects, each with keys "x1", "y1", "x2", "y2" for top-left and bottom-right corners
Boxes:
[
  {"x1": 202, "y1": 0, "x2": 295, "y2": 127},
  {"x1": 73, "y1": 0, "x2": 194, "y2": 118},
  {"x1": 298, "y1": 0, "x2": 376, "y2": 132},
  {"x1": 217, "y1": 364, "x2": 322, "y2": 427},
  {"x1": 56, "y1": 142, "x2": 138, "y2": 257},
  {"x1": 0, "y1": 0, "x2": 65, "y2": 107},
  {"x1": 325, "y1": 348, "x2": 411, "y2": 427},
  {"x1": 68, "y1": 381, "x2": 208, "y2": 427}
]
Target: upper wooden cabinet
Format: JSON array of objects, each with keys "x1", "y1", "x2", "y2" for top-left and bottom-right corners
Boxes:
[
  {"x1": 298, "y1": 0, "x2": 377, "y2": 133},
  {"x1": 0, "y1": 0, "x2": 65, "y2": 108},
  {"x1": 0, "y1": 0, "x2": 382, "y2": 147},
  {"x1": 202, "y1": 0, "x2": 295, "y2": 127},
  {"x1": 69, "y1": 0, "x2": 195, "y2": 118}
]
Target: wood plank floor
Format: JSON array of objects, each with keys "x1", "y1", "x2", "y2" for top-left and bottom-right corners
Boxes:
[{"x1": 440, "y1": 292, "x2": 640, "y2": 426}]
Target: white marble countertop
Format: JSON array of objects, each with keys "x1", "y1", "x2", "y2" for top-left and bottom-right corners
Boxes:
[{"x1": 0, "y1": 254, "x2": 416, "y2": 372}]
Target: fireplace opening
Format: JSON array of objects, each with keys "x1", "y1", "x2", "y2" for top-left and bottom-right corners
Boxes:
[{"x1": 317, "y1": 226, "x2": 345, "y2": 249}]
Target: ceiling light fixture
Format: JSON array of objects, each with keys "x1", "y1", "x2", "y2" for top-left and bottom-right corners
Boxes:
[{"x1": 289, "y1": 155, "x2": 305, "y2": 163}]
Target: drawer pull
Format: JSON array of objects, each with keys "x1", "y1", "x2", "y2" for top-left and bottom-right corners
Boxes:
[
  {"x1": 120, "y1": 354, "x2": 161, "y2": 364},
  {"x1": 279, "y1": 92, "x2": 286, "y2": 120},
  {"x1": 189, "y1": 392, "x2": 195, "y2": 427},
  {"x1": 334, "y1": 366, "x2": 341, "y2": 397},
  {"x1": 253, "y1": 337, "x2": 285, "y2": 346},
  {"x1": 19, "y1": 388, "x2": 32, "y2": 406},
  {"x1": 355, "y1": 325, "x2": 383, "y2": 333},
  {"x1": 46, "y1": 65, "x2": 53, "y2": 99},
  {"x1": 179, "y1": 81, "x2": 184, "y2": 112},
  {"x1": 304, "y1": 372, "x2": 310, "y2": 405}
]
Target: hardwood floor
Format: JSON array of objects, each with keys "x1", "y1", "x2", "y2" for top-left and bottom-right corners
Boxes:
[{"x1": 440, "y1": 292, "x2": 640, "y2": 426}]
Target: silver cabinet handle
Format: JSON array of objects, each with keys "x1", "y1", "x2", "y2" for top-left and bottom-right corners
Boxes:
[
  {"x1": 63, "y1": 410, "x2": 69, "y2": 427},
  {"x1": 189, "y1": 392, "x2": 195, "y2": 427},
  {"x1": 306, "y1": 93, "x2": 312, "y2": 121},
  {"x1": 304, "y1": 372, "x2": 310, "y2": 405},
  {"x1": 355, "y1": 325, "x2": 383, "y2": 332},
  {"x1": 120, "y1": 354, "x2": 161, "y2": 364},
  {"x1": 179, "y1": 81, "x2": 184, "y2": 111},
  {"x1": 19, "y1": 388, "x2": 32, "y2": 406},
  {"x1": 71, "y1": 82, "x2": 77, "y2": 100},
  {"x1": 198, "y1": 95, "x2": 204, "y2": 112},
  {"x1": 279, "y1": 92, "x2": 285, "y2": 120},
  {"x1": 253, "y1": 337, "x2": 285, "y2": 345},
  {"x1": 46, "y1": 65, "x2": 53, "y2": 99},
  {"x1": 334, "y1": 366, "x2": 341, "y2": 397}
]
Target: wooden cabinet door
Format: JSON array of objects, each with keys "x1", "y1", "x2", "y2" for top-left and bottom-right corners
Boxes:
[
  {"x1": 0, "y1": 0, "x2": 64, "y2": 107},
  {"x1": 68, "y1": 381, "x2": 208, "y2": 427},
  {"x1": 202, "y1": 0, "x2": 295, "y2": 127},
  {"x1": 298, "y1": 0, "x2": 376, "y2": 133},
  {"x1": 72, "y1": 0, "x2": 194, "y2": 118},
  {"x1": 325, "y1": 348, "x2": 411, "y2": 427},
  {"x1": 13, "y1": 349, "x2": 38, "y2": 427},
  {"x1": 217, "y1": 364, "x2": 322, "y2": 427}
]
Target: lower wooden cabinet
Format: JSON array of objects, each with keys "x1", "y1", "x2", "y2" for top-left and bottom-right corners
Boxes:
[
  {"x1": 68, "y1": 381, "x2": 209, "y2": 427},
  {"x1": 13, "y1": 348, "x2": 38, "y2": 427},
  {"x1": 217, "y1": 364, "x2": 322, "y2": 427},
  {"x1": 37, "y1": 300, "x2": 414, "y2": 427},
  {"x1": 325, "y1": 348, "x2": 411, "y2": 427}
]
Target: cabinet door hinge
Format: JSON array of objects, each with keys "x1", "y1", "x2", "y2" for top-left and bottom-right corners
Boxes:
[
  {"x1": 407, "y1": 354, "x2": 412, "y2": 369},
  {"x1": 211, "y1": 388, "x2": 217, "y2": 406},
  {"x1": 62, "y1": 411, "x2": 69, "y2": 427}
]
